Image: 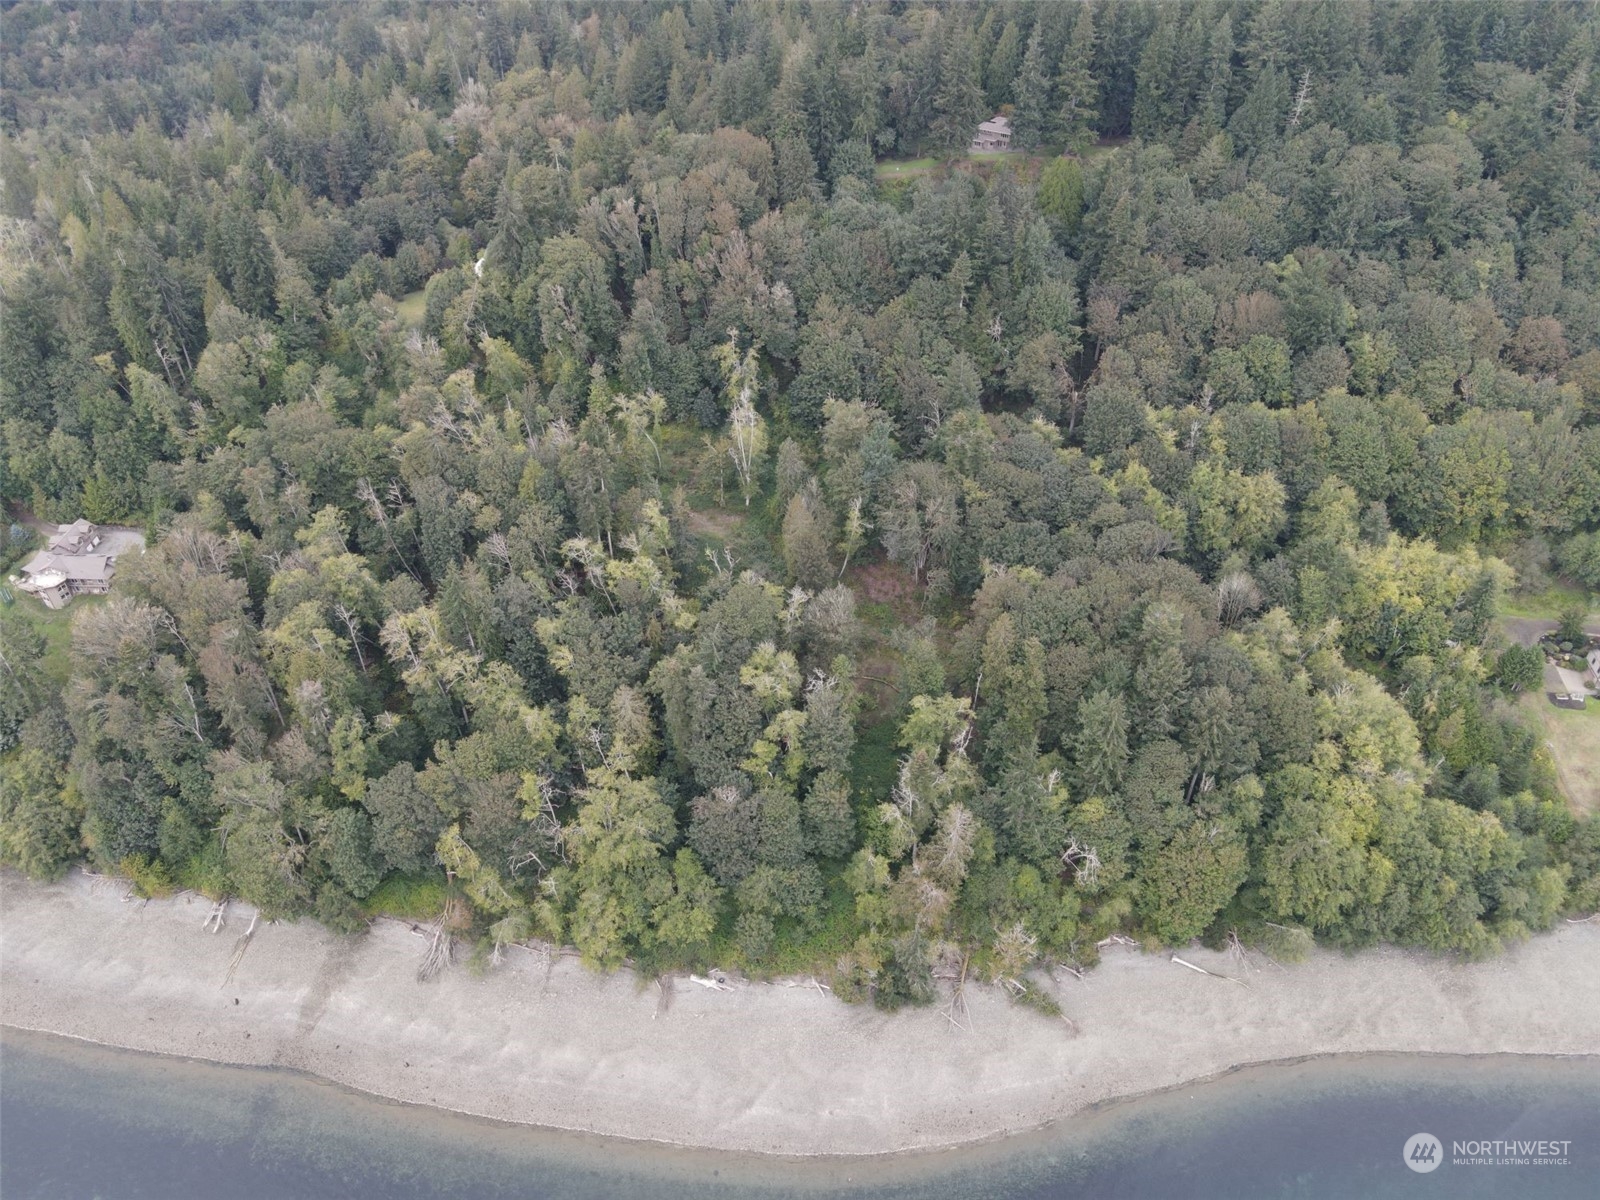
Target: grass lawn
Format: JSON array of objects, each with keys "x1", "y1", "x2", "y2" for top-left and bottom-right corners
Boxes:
[
  {"x1": 875, "y1": 156, "x2": 939, "y2": 178},
  {"x1": 1, "y1": 591, "x2": 104, "y2": 684},
  {"x1": 1499, "y1": 581, "x2": 1596, "y2": 620},
  {"x1": 362, "y1": 872, "x2": 449, "y2": 921},
  {"x1": 1522, "y1": 692, "x2": 1600, "y2": 816},
  {"x1": 394, "y1": 289, "x2": 427, "y2": 329}
]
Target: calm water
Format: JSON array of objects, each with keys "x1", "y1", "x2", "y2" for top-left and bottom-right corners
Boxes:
[{"x1": 0, "y1": 1028, "x2": 1596, "y2": 1199}]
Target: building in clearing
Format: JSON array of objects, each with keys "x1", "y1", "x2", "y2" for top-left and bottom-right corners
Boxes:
[
  {"x1": 11, "y1": 520, "x2": 120, "y2": 609},
  {"x1": 971, "y1": 114, "x2": 1012, "y2": 152}
]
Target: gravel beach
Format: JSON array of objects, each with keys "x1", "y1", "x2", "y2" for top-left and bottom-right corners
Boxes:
[{"x1": 3, "y1": 869, "x2": 1595, "y2": 1156}]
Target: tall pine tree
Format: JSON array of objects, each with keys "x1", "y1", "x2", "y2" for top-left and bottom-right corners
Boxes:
[
  {"x1": 1055, "y1": 1, "x2": 1098, "y2": 151},
  {"x1": 932, "y1": 17, "x2": 988, "y2": 154},
  {"x1": 986, "y1": 20, "x2": 1024, "y2": 111},
  {"x1": 1012, "y1": 29, "x2": 1049, "y2": 150}
]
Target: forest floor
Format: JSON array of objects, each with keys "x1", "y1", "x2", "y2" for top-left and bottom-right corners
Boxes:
[{"x1": 3, "y1": 868, "x2": 1596, "y2": 1156}]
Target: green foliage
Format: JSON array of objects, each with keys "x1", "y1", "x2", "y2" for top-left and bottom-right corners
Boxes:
[
  {"x1": 1036, "y1": 158, "x2": 1086, "y2": 239},
  {"x1": 1556, "y1": 606, "x2": 1590, "y2": 647},
  {"x1": 1494, "y1": 644, "x2": 1545, "y2": 695},
  {"x1": 362, "y1": 873, "x2": 449, "y2": 922},
  {"x1": 0, "y1": 0, "x2": 1594, "y2": 1006},
  {"x1": 0, "y1": 748, "x2": 82, "y2": 878}
]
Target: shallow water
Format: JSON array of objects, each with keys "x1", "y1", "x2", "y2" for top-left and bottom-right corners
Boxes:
[{"x1": 0, "y1": 1028, "x2": 1595, "y2": 1198}]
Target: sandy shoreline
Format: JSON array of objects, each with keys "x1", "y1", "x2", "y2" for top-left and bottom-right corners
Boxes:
[{"x1": 2, "y1": 870, "x2": 1597, "y2": 1156}]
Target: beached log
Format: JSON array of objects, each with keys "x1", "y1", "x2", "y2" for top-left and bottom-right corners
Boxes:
[
  {"x1": 689, "y1": 974, "x2": 732, "y2": 992},
  {"x1": 1170, "y1": 954, "x2": 1249, "y2": 988},
  {"x1": 942, "y1": 954, "x2": 971, "y2": 1033},
  {"x1": 417, "y1": 919, "x2": 453, "y2": 982},
  {"x1": 202, "y1": 900, "x2": 228, "y2": 933},
  {"x1": 223, "y1": 913, "x2": 257, "y2": 986}
]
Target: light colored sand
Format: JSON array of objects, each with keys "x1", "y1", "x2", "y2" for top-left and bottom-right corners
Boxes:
[{"x1": 2, "y1": 870, "x2": 1596, "y2": 1156}]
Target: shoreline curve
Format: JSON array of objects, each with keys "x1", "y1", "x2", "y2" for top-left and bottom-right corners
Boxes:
[{"x1": 3, "y1": 870, "x2": 1596, "y2": 1158}]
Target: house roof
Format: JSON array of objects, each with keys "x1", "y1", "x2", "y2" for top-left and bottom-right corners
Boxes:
[
  {"x1": 68, "y1": 555, "x2": 116, "y2": 581},
  {"x1": 977, "y1": 117, "x2": 1011, "y2": 134},
  {"x1": 19, "y1": 550, "x2": 55, "y2": 576},
  {"x1": 19, "y1": 551, "x2": 114, "y2": 582},
  {"x1": 49, "y1": 518, "x2": 100, "y2": 553}
]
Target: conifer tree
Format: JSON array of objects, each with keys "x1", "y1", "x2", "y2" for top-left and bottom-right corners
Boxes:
[
  {"x1": 1198, "y1": 14, "x2": 1235, "y2": 134},
  {"x1": 985, "y1": 20, "x2": 1023, "y2": 111},
  {"x1": 1131, "y1": 13, "x2": 1178, "y2": 140},
  {"x1": 931, "y1": 18, "x2": 987, "y2": 154},
  {"x1": 1011, "y1": 29, "x2": 1049, "y2": 150},
  {"x1": 1055, "y1": 2, "x2": 1098, "y2": 151}
]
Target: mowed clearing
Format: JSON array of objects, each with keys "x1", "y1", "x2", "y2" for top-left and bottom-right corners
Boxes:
[
  {"x1": 1523, "y1": 695, "x2": 1600, "y2": 816},
  {"x1": 1500, "y1": 611, "x2": 1600, "y2": 815}
]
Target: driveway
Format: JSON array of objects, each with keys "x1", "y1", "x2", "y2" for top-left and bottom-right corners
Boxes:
[
  {"x1": 1498, "y1": 614, "x2": 1599, "y2": 704},
  {"x1": 1500, "y1": 616, "x2": 1600, "y2": 648}
]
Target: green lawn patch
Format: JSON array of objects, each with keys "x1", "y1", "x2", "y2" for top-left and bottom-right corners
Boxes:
[
  {"x1": 1523, "y1": 693, "x2": 1600, "y2": 817},
  {"x1": 875, "y1": 156, "x2": 938, "y2": 178},
  {"x1": 1500, "y1": 582, "x2": 1596, "y2": 620},
  {"x1": 363, "y1": 872, "x2": 448, "y2": 921},
  {"x1": 394, "y1": 289, "x2": 427, "y2": 329},
  {"x1": 2, "y1": 592, "x2": 104, "y2": 684}
]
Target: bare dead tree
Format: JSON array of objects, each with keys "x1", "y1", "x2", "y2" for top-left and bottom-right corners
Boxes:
[
  {"x1": 417, "y1": 916, "x2": 454, "y2": 982},
  {"x1": 936, "y1": 950, "x2": 972, "y2": 1032},
  {"x1": 1288, "y1": 70, "x2": 1313, "y2": 129},
  {"x1": 482, "y1": 531, "x2": 512, "y2": 573},
  {"x1": 355, "y1": 476, "x2": 424, "y2": 584},
  {"x1": 1061, "y1": 839, "x2": 1102, "y2": 890},
  {"x1": 1218, "y1": 571, "x2": 1263, "y2": 628},
  {"x1": 332, "y1": 603, "x2": 369, "y2": 673}
]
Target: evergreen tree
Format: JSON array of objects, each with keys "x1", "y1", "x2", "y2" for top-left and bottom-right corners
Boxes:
[
  {"x1": 1197, "y1": 14, "x2": 1235, "y2": 134},
  {"x1": 1011, "y1": 29, "x2": 1049, "y2": 151},
  {"x1": 1228, "y1": 65, "x2": 1290, "y2": 156},
  {"x1": 931, "y1": 17, "x2": 987, "y2": 154},
  {"x1": 1402, "y1": 20, "x2": 1446, "y2": 130},
  {"x1": 1131, "y1": 12, "x2": 1179, "y2": 140},
  {"x1": 985, "y1": 20, "x2": 1024, "y2": 112},
  {"x1": 1055, "y1": 2, "x2": 1099, "y2": 151},
  {"x1": 1073, "y1": 690, "x2": 1130, "y2": 799}
]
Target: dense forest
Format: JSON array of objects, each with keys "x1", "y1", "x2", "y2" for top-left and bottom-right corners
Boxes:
[{"x1": 2, "y1": 0, "x2": 1598, "y2": 1007}]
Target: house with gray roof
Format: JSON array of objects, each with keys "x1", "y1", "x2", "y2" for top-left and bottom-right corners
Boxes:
[
  {"x1": 971, "y1": 115, "x2": 1012, "y2": 152},
  {"x1": 11, "y1": 520, "x2": 122, "y2": 609}
]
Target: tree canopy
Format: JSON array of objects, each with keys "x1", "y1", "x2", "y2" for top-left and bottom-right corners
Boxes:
[{"x1": 1, "y1": 0, "x2": 1597, "y2": 1007}]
